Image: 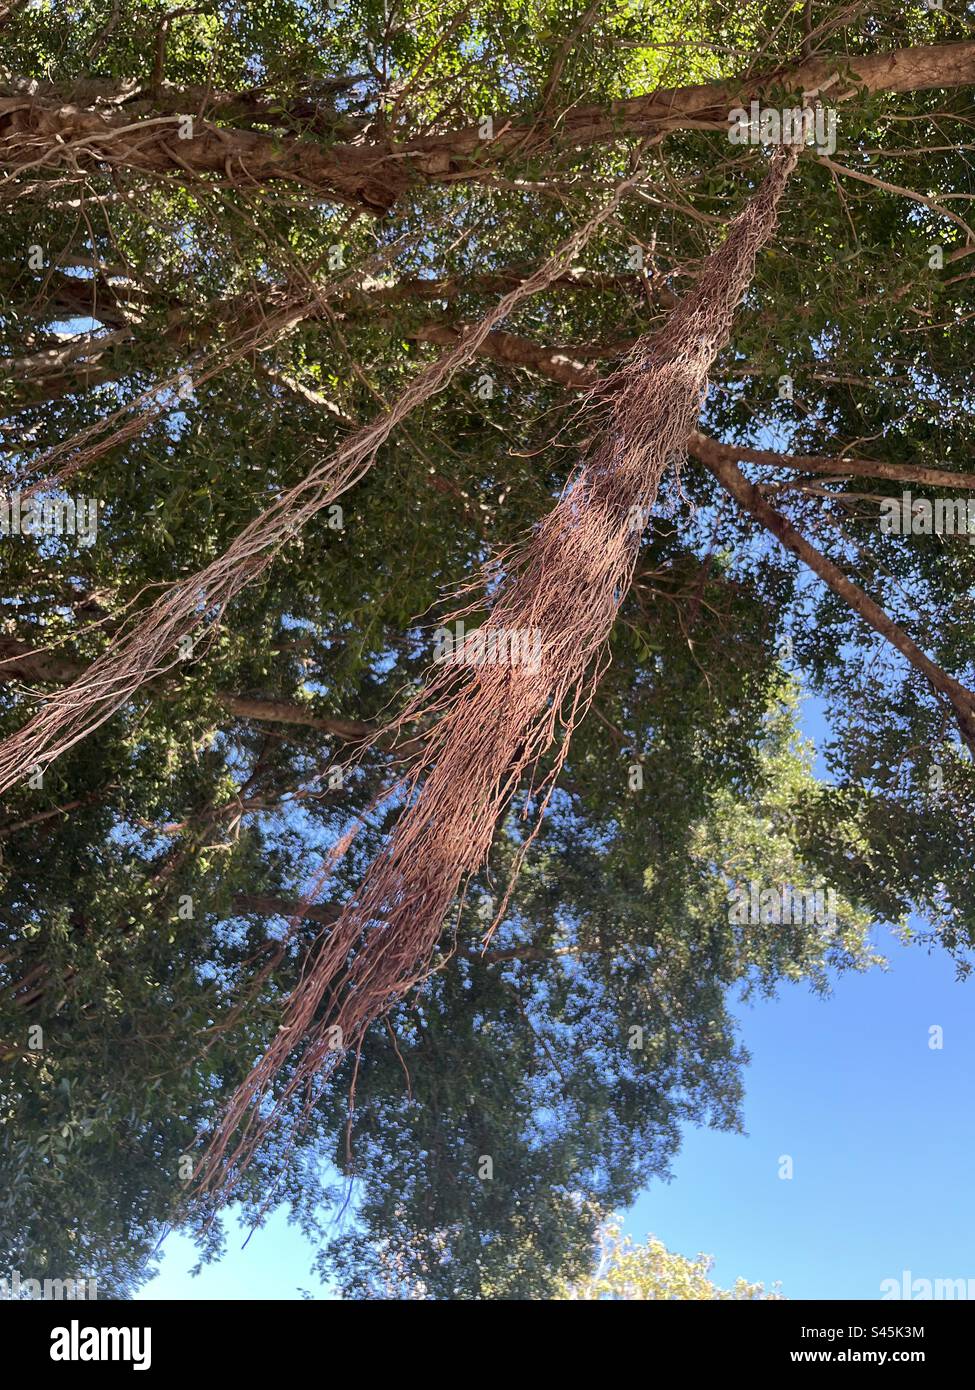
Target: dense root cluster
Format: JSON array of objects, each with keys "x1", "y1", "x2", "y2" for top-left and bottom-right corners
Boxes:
[{"x1": 196, "y1": 146, "x2": 799, "y2": 1198}]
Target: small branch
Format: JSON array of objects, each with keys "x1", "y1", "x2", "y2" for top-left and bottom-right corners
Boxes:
[{"x1": 817, "y1": 154, "x2": 975, "y2": 246}]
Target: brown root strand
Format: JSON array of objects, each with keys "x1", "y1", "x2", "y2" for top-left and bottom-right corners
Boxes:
[
  {"x1": 0, "y1": 165, "x2": 645, "y2": 797},
  {"x1": 194, "y1": 145, "x2": 800, "y2": 1201}
]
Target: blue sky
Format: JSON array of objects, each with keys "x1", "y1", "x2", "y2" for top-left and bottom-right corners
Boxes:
[
  {"x1": 135, "y1": 699, "x2": 975, "y2": 1301},
  {"x1": 629, "y1": 924, "x2": 974, "y2": 1300},
  {"x1": 137, "y1": 925, "x2": 974, "y2": 1301}
]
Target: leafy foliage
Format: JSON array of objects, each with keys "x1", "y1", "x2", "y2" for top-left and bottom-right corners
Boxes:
[
  {"x1": 560, "y1": 1224, "x2": 781, "y2": 1300},
  {"x1": 0, "y1": 1, "x2": 972, "y2": 1297}
]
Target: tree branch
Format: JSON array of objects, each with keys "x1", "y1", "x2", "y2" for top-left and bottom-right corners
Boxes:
[
  {"x1": 4, "y1": 41, "x2": 975, "y2": 212},
  {"x1": 688, "y1": 430, "x2": 975, "y2": 753},
  {"x1": 0, "y1": 637, "x2": 380, "y2": 742},
  {"x1": 695, "y1": 435, "x2": 975, "y2": 492}
]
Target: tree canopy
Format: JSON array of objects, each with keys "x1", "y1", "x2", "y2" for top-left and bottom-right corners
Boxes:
[
  {"x1": 0, "y1": 0, "x2": 973, "y2": 1299},
  {"x1": 559, "y1": 1225, "x2": 781, "y2": 1300}
]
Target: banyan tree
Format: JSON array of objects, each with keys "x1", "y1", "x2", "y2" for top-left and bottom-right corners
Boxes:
[{"x1": 1, "y1": 3, "x2": 974, "y2": 1298}]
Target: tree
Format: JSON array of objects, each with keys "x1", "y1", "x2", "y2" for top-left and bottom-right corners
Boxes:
[
  {"x1": 0, "y1": 1, "x2": 972, "y2": 1297},
  {"x1": 560, "y1": 1225, "x2": 781, "y2": 1300}
]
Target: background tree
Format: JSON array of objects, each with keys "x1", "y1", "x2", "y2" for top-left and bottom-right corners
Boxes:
[{"x1": 559, "y1": 1224, "x2": 781, "y2": 1300}]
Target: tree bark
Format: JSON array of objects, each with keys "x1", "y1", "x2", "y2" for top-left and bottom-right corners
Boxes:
[
  {"x1": 0, "y1": 95, "x2": 403, "y2": 212},
  {"x1": 4, "y1": 42, "x2": 975, "y2": 213}
]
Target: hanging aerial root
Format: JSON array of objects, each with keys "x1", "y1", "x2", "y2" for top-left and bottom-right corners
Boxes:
[
  {"x1": 0, "y1": 164, "x2": 647, "y2": 798},
  {"x1": 194, "y1": 144, "x2": 800, "y2": 1201}
]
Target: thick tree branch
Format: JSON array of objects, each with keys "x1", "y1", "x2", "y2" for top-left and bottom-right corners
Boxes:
[
  {"x1": 412, "y1": 327, "x2": 975, "y2": 499},
  {"x1": 411, "y1": 41, "x2": 975, "y2": 168},
  {"x1": 688, "y1": 431, "x2": 975, "y2": 753},
  {"x1": 232, "y1": 893, "x2": 340, "y2": 927},
  {"x1": 695, "y1": 434, "x2": 975, "y2": 492},
  {"x1": 0, "y1": 97, "x2": 396, "y2": 212},
  {"x1": 215, "y1": 695, "x2": 375, "y2": 741},
  {"x1": 407, "y1": 323, "x2": 611, "y2": 388},
  {"x1": 10, "y1": 270, "x2": 642, "y2": 408},
  {"x1": 3, "y1": 42, "x2": 975, "y2": 212}
]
